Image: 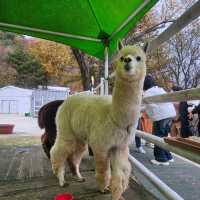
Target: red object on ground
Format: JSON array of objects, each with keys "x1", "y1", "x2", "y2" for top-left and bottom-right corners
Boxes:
[
  {"x1": 0, "y1": 124, "x2": 14, "y2": 134},
  {"x1": 54, "y1": 193, "x2": 73, "y2": 200}
]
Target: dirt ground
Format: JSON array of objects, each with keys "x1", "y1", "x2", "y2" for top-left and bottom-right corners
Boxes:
[{"x1": 0, "y1": 114, "x2": 42, "y2": 136}]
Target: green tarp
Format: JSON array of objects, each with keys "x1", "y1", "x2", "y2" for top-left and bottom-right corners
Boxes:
[{"x1": 0, "y1": 0, "x2": 157, "y2": 59}]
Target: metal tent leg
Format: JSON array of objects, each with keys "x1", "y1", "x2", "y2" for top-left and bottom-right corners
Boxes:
[
  {"x1": 104, "y1": 47, "x2": 109, "y2": 95},
  {"x1": 100, "y1": 77, "x2": 105, "y2": 96}
]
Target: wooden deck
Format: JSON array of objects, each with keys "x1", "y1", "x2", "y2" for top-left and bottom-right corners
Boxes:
[{"x1": 0, "y1": 136, "x2": 156, "y2": 200}]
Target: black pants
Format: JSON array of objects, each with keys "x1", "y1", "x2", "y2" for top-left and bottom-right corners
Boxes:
[
  {"x1": 153, "y1": 118, "x2": 173, "y2": 162},
  {"x1": 135, "y1": 136, "x2": 141, "y2": 148},
  {"x1": 135, "y1": 119, "x2": 142, "y2": 148}
]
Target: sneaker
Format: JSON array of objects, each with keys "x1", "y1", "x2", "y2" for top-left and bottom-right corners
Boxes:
[
  {"x1": 150, "y1": 159, "x2": 169, "y2": 166},
  {"x1": 169, "y1": 158, "x2": 174, "y2": 162},
  {"x1": 135, "y1": 147, "x2": 146, "y2": 154},
  {"x1": 141, "y1": 139, "x2": 146, "y2": 145},
  {"x1": 149, "y1": 143, "x2": 154, "y2": 148},
  {"x1": 145, "y1": 142, "x2": 154, "y2": 148}
]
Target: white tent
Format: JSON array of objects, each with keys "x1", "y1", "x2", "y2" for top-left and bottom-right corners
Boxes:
[{"x1": 0, "y1": 86, "x2": 33, "y2": 115}]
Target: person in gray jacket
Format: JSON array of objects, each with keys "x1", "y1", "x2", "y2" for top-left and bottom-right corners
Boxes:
[{"x1": 143, "y1": 75, "x2": 176, "y2": 165}]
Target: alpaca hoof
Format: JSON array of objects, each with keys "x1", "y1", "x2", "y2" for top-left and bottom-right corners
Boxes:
[
  {"x1": 78, "y1": 177, "x2": 86, "y2": 182},
  {"x1": 103, "y1": 187, "x2": 110, "y2": 194},
  {"x1": 59, "y1": 179, "x2": 66, "y2": 187},
  {"x1": 72, "y1": 176, "x2": 86, "y2": 182},
  {"x1": 100, "y1": 187, "x2": 110, "y2": 194},
  {"x1": 76, "y1": 176, "x2": 86, "y2": 182}
]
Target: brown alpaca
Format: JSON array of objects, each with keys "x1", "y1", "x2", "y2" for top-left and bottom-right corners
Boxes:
[
  {"x1": 51, "y1": 44, "x2": 147, "y2": 200},
  {"x1": 38, "y1": 100, "x2": 64, "y2": 158},
  {"x1": 39, "y1": 100, "x2": 94, "y2": 159}
]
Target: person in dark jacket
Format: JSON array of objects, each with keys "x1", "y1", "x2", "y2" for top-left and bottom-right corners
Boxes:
[
  {"x1": 143, "y1": 75, "x2": 176, "y2": 166},
  {"x1": 172, "y1": 86, "x2": 193, "y2": 138},
  {"x1": 179, "y1": 102, "x2": 193, "y2": 138},
  {"x1": 191, "y1": 104, "x2": 200, "y2": 136}
]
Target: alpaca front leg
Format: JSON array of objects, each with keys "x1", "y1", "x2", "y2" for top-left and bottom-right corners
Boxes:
[
  {"x1": 51, "y1": 152, "x2": 66, "y2": 186},
  {"x1": 110, "y1": 147, "x2": 131, "y2": 200},
  {"x1": 93, "y1": 151, "x2": 111, "y2": 193}
]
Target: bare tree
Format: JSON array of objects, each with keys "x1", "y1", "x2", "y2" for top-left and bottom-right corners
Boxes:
[
  {"x1": 137, "y1": 0, "x2": 200, "y2": 89},
  {"x1": 165, "y1": 25, "x2": 200, "y2": 88}
]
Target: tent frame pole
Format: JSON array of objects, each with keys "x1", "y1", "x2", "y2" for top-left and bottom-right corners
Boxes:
[
  {"x1": 109, "y1": 0, "x2": 151, "y2": 40},
  {"x1": 104, "y1": 47, "x2": 109, "y2": 95},
  {"x1": 100, "y1": 77, "x2": 105, "y2": 96}
]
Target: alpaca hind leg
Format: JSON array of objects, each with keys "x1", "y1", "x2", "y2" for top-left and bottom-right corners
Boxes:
[
  {"x1": 57, "y1": 162, "x2": 66, "y2": 187},
  {"x1": 110, "y1": 147, "x2": 131, "y2": 200},
  {"x1": 67, "y1": 141, "x2": 87, "y2": 182},
  {"x1": 50, "y1": 139, "x2": 74, "y2": 187},
  {"x1": 93, "y1": 150, "x2": 111, "y2": 193}
]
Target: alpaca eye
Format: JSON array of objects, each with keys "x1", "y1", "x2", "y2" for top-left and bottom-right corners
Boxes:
[
  {"x1": 120, "y1": 56, "x2": 124, "y2": 62},
  {"x1": 136, "y1": 56, "x2": 141, "y2": 62}
]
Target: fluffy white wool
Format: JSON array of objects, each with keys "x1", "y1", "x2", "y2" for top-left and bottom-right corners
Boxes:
[{"x1": 51, "y1": 45, "x2": 146, "y2": 200}]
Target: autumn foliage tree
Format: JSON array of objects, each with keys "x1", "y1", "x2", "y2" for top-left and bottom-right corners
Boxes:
[
  {"x1": 28, "y1": 39, "x2": 82, "y2": 90},
  {"x1": 0, "y1": 32, "x2": 48, "y2": 88}
]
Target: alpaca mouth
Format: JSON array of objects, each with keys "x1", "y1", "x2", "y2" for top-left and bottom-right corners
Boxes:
[{"x1": 124, "y1": 64, "x2": 131, "y2": 71}]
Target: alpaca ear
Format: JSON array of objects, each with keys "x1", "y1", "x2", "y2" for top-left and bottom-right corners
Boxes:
[
  {"x1": 117, "y1": 40, "x2": 124, "y2": 51},
  {"x1": 143, "y1": 42, "x2": 149, "y2": 53}
]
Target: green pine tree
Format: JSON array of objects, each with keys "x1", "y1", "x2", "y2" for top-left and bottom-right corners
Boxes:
[{"x1": 7, "y1": 45, "x2": 48, "y2": 88}]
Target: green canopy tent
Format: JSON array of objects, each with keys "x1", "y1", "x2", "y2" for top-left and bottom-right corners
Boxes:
[
  {"x1": 0, "y1": 0, "x2": 157, "y2": 59},
  {"x1": 0, "y1": 0, "x2": 158, "y2": 94}
]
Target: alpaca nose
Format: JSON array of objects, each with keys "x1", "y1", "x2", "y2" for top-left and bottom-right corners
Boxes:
[{"x1": 124, "y1": 57, "x2": 132, "y2": 63}]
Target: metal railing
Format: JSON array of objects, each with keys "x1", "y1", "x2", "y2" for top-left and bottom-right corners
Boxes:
[
  {"x1": 135, "y1": 130, "x2": 200, "y2": 165},
  {"x1": 132, "y1": 86, "x2": 200, "y2": 200},
  {"x1": 92, "y1": 81, "x2": 200, "y2": 199},
  {"x1": 128, "y1": 154, "x2": 184, "y2": 200}
]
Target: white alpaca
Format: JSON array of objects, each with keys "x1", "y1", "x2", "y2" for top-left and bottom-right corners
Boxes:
[{"x1": 50, "y1": 44, "x2": 147, "y2": 200}]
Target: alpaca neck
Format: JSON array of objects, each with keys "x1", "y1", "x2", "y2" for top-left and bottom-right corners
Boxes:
[{"x1": 111, "y1": 75, "x2": 143, "y2": 129}]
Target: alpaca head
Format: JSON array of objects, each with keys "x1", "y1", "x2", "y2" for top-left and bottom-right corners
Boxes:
[{"x1": 113, "y1": 44, "x2": 147, "y2": 81}]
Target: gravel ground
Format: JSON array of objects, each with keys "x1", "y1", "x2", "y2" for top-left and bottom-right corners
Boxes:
[
  {"x1": 0, "y1": 135, "x2": 41, "y2": 146},
  {"x1": 0, "y1": 114, "x2": 42, "y2": 136}
]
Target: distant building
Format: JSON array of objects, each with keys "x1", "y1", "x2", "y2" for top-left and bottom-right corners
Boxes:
[
  {"x1": 0, "y1": 85, "x2": 70, "y2": 116},
  {"x1": 0, "y1": 86, "x2": 32, "y2": 115},
  {"x1": 32, "y1": 86, "x2": 70, "y2": 116}
]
